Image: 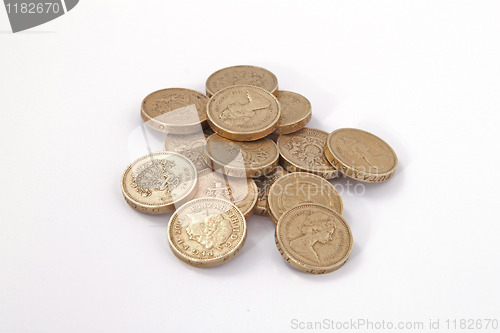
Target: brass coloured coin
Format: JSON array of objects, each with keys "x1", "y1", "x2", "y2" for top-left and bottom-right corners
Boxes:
[
  {"x1": 206, "y1": 85, "x2": 280, "y2": 141},
  {"x1": 164, "y1": 132, "x2": 210, "y2": 172},
  {"x1": 205, "y1": 65, "x2": 278, "y2": 97},
  {"x1": 167, "y1": 197, "x2": 247, "y2": 267},
  {"x1": 274, "y1": 91, "x2": 312, "y2": 135},
  {"x1": 254, "y1": 166, "x2": 287, "y2": 216},
  {"x1": 325, "y1": 128, "x2": 398, "y2": 182},
  {"x1": 275, "y1": 203, "x2": 353, "y2": 274}
]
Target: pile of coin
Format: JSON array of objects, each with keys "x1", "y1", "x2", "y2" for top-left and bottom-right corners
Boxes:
[{"x1": 121, "y1": 65, "x2": 398, "y2": 274}]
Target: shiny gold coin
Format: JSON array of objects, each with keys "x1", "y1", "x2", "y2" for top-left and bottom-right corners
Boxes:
[
  {"x1": 121, "y1": 152, "x2": 198, "y2": 214},
  {"x1": 167, "y1": 197, "x2": 247, "y2": 267},
  {"x1": 267, "y1": 172, "x2": 343, "y2": 225},
  {"x1": 325, "y1": 128, "x2": 398, "y2": 182},
  {"x1": 206, "y1": 85, "x2": 280, "y2": 141},
  {"x1": 204, "y1": 134, "x2": 279, "y2": 178},
  {"x1": 141, "y1": 88, "x2": 209, "y2": 134},
  {"x1": 164, "y1": 132, "x2": 210, "y2": 172},
  {"x1": 192, "y1": 169, "x2": 258, "y2": 219},
  {"x1": 274, "y1": 91, "x2": 312, "y2": 134},
  {"x1": 277, "y1": 127, "x2": 338, "y2": 179},
  {"x1": 254, "y1": 166, "x2": 287, "y2": 216},
  {"x1": 275, "y1": 203, "x2": 353, "y2": 274},
  {"x1": 205, "y1": 65, "x2": 278, "y2": 97}
]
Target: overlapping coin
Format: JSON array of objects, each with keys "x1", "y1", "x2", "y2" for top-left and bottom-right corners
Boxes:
[
  {"x1": 141, "y1": 88, "x2": 209, "y2": 134},
  {"x1": 205, "y1": 65, "x2": 278, "y2": 97},
  {"x1": 164, "y1": 132, "x2": 210, "y2": 172},
  {"x1": 167, "y1": 198, "x2": 247, "y2": 267},
  {"x1": 324, "y1": 128, "x2": 398, "y2": 182},
  {"x1": 275, "y1": 203, "x2": 353, "y2": 274},
  {"x1": 274, "y1": 91, "x2": 312, "y2": 134},
  {"x1": 206, "y1": 85, "x2": 280, "y2": 141},
  {"x1": 121, "y1": 152, "x2": 198, "y2": 214},
  {"x1": 267, "y1": 172, "x2": 343, "y2": 224},
  {"x1": 254, "y1": 166, "x2": 287, "y2": 216}
]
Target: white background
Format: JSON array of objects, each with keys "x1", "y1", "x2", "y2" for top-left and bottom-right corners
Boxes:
[{"x1": 1, "y1": 1, "x2": 500, "y2": 332}]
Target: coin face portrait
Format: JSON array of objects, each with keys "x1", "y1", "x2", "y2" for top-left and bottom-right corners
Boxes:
[
  {"x1": 275, "y1": 204, "x2": 353, "y2": 274},
  {"x1": 141, "y1": 88, "x2": 209, "y2": 134},
  {"x1": 121, "y1": 152, "x2": 198, "y2": 214},
  {"x1": 205, "y1": 65, "x2": 278, "y2": 97},
  {"x1": 325, "y1": 128, "x2": 398, "y2": 182},
  {"x1": 168, "y1": 198, "x2": 247, "y2": 267}
]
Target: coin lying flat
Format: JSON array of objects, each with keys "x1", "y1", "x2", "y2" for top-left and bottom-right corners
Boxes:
[
  {"x1": 267, "y1": 172, "x2": 343, "y2": 225},
  {"x1": 204, "y1": 134, "x2": 279, "y2": 178},
  {"x1": 254, "y1": 166, "x2": 287, "y2": 216},
  {"x1": 206, "y1": 85, "x2": 280, "y2": 141},
  {"x1": 277, "y1": 127, "x2": 338, "y2": 179},
  {"x1": 324, "y1": 128, "x2": 398, "y2": 182},
  {"x1": 205, "y1": 65, "x2": 278, "y2": 97},
  {"x1": 192, "y1": 169, "x2": 258, "y2": 219},
  {"x1": 121, "y1": 152, "x2": 198, "y2": 214},
  {"x1": 141, "y1": 88, "x2": 209, "y2": 134},
  {"x1": 275, "y1": 203, "x2": 353, "y2": 274},
  {"x1": 164, "y1": 132, "x2": 210, "y2": 172},
  {"x1": 274, "y1": 91, "x2": 312, "y2": 135},
  {"x1": 167, "y1": 197, "x2": 247, "y2": 267}
]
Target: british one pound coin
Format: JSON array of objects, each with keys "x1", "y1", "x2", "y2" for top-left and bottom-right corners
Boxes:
[
  {"x1": 205, "y1": 65, "x2": 278, "y2": 97},
  {"x1": 121, "y1": 152, "x2": 198, "y2": 214},
  {"x1": 164, "y1": 132, "x2": 210, "y2": 172},
  {"x1": 206, "y1": 85, "x2": 280, "y2": 141},
  {"x1": 253, "y1": 166, "x2": 287, "y2": 216},
  {"x1": 141, "y1": 88, "x2": 209, "y2": 134},
  {"x1": 167, "y1": 197, "x2": 247, "y2": 267},
  {"x1": 267, "y1": 172, "x2": 343, "y2": 225},
  {"x1": 274, "y1": 91, "x2": 312, "y2": 135},
  {"x1": 275, "y1": 203, "x2": 353, "y2": 274}
]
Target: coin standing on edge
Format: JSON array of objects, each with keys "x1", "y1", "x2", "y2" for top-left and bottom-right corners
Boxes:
[
  {"x1": 275, "y1": 203, "x2": 353, "y2": 274},
  {"x1": 277, "y1": 127, "x2": 338, "y2": 179},
  {"x1": 121, "y1": 152, "x2": 198, "y2": 214},
  {"x1": 267, "y1": 172, "x2": 343, "y2": 225},
  {"x1": 164, "y1": 132, "x2": 210, "y2": 172},
  {"x1": 324, "y1": 128, "x2": 398, "y2": 182},
  {"x1": 206, "y1": 85, "x2": 281, "y2": 141},
  {"x1": 167, "y1": 197, "x2": 247, "y2": 267},
  {"x1": 192, "y1": 169, "x2": 258, "y2": 219},
  {"x1": 141, "y1": 88, "x2": 209, "y2": 134},
  {"x1": 274, "y1": 91, "x2": 312, "y2": 135},
  {"x1": 204, "y1": 134, "x2": 279, "y2": 178},
  {"x1": 205, "y1": 65, "x2": 278, "y2": 97},
  {"x1": 254, "y1": 166, "x2": 287, "y2": 216}
]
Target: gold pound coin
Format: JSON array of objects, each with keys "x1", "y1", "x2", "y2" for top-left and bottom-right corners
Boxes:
[
  {"x1": 254, "y1": 166, "x2": 287, "y2": 216},
  {"x1": 141, "y1": 88, "x2": 209, "y2": 134},
  {"x1": 164, "y1": 132, "x2": 210, "y2": 172},
  {"x1": 274, "y1": 91, "x2": 312, "y2": 135},
  {"x1": 277, "y1": 127, "x2": 338, "y2": 179},
  {"x1": 206, "y1": 85, "x2": 280, "y2": 141},
  {"x1": 324, "y1": 128, "x2": 398, "y2": 182},
  {"x1": 267, "y1": 172, "x2": 343, "y2": 225},
  {"x1": 275, "y1": 203, "x2": 353, "y2": 274},
  {"x1": 204, "y1": 134, "x2": 279, "y2": 178},
  {"x1": 192, "y1": 169, "x2": 258, "y2": 219},
  {"x1": 205, "y1": 65, "x2": 278, "y2": 97},
  {"x1": 167, "y1": 197, "x2": 247, "y2": 267},
  {"x1": 121, "y1": 152, "x2": 198, "y2": 214}
]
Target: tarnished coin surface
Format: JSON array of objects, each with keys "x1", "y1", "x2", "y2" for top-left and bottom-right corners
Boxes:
[
  {"x1": 275, "y1": 203, "x2": 353, "y2": 274},
  {"x1": 325, "y1": 128, "x2": 398, "y2": 183},
  {"x1": 267, "y1": 172, "x2": 343, "y2": 225},
  {"x1": 205, "y1": 65, "x2": 278, "y2": 97},
  {"x1": 121, "y1": 152, "x2": 198, "y2": 214},
  {"x1": 167, "y1": 198, "x2": 247, "y2": 267},
  {"x1": 164, "y1": 132, "x2": 210, "y2": 172},
  {"x1": 277, "y1": 127, "x2": 337, "y2": 179},
  {"x1": 274, "y1": 91, "x2": 312, "y2": 135},
  {"x1": 192, "y1": 169, "x2": 258, "y2": 219},
  {"x1": 141, "y1": 88, "x2": 209, "y2": 134},
  {"x1": 205, "y1": 134, "x2": 279, "y2": 178},
  {"x1": 206, "y1": 85, "x2": 280, "y2": 141},
  {"x1": 254, "y1": 166, "x2": 287, "y2": 216}
]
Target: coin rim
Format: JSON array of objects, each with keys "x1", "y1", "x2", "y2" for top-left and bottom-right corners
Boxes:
[
  {"x1": 273, "y1": 90, "x2": 312, "y2": 135},
  {"x1": 275, "y1": 203, "x2": 353, "y2": 274},
  {"x1": 324, "y1": 128, "x2": 398, "y2": 183},
  {"x1": 254, "y1": 166, "x2": 287, "y2": 216}
]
